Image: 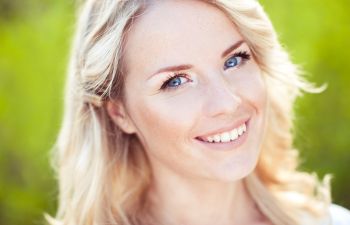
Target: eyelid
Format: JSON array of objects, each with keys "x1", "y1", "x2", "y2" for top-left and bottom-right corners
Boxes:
[
  {"x1": 157, "y1": 49, "x2": 250, "y2": 92},
  {"x1": 227, "y1": 50, "x2": 250, "y2": 59},
  {"x1": 223, "y1": 50, "x2": 251, "y2": 70},
  {"x1": 159, "y1": 72, "x2": 192, "y2": 91}
]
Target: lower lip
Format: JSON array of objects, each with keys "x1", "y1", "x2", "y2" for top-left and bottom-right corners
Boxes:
[{"x1": 194, "y1": 120, "x2": 250, "y2": 151}]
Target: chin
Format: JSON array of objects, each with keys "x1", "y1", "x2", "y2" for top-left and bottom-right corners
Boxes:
[{"x1": 208, "y1": 155, "x2": 258, "y2": 182}]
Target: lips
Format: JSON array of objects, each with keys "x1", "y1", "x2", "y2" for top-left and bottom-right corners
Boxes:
[{"x1": 195, "y1": 118, "x2": 250, "y2": 143}]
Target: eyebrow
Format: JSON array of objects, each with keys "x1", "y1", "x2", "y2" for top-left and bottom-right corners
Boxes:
[
  {"x1": 221, "y1": 40, "x2": 245, "y2": 58},
  {"x1": 148, "y1": 40, "x2": 245, "y2": 79},
  {"x1": 150, "y1": 64, "x2": 193, "y2": 78}
]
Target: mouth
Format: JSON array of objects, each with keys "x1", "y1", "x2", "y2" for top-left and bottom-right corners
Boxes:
[{"x1": 194, "y1": 118, "x2": 250, "y2": 150}]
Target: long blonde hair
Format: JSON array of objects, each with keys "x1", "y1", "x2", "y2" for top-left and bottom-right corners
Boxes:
[{"x1": 47, "y1": 0, "x2": 331, "y2": 224}]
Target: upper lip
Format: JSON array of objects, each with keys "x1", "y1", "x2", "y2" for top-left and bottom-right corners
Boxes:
[{"x1": 195, "y1": 117, "x2": 250, "y2": 139}]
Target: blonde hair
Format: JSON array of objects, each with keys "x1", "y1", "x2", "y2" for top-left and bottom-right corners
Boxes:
[{"x1": 47, "y1": 0, "x2": 331, "y2": 224}]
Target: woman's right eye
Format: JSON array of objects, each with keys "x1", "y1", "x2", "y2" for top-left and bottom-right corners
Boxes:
[{"x1": 160, "y1": 73, "x2": 192, "y2": 91}]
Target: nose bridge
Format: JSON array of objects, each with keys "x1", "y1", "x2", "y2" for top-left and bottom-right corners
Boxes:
[{"x1": 203, "y1": 74, "x2": 242, "y2": 117}]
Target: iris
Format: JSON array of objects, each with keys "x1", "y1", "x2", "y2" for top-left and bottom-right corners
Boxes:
[
  {"x1": 224, "y1": 56, "x2": 241, "y2": 69},
  {"x1": 168, "y1": 77, "x2": 182, "y2": 87}
]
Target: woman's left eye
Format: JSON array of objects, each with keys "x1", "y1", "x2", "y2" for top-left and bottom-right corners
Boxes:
[{"x1": 224, "y1": 51, "x2": 251, "y2": 70}]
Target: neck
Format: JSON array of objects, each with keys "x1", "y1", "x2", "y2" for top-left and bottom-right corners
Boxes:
[{"x1": 147, "y1": 166, "x2": 263, "y2": 225}]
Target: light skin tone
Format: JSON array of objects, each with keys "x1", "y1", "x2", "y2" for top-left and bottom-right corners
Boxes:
[{"x1": 107, "y1": 0, "x2": 269, "y2": 224}]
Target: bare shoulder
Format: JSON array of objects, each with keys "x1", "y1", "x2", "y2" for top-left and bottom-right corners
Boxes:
[
  {"x1": 254, "y1": 204, "x2": 350, "y2": 225},
  {"x1": 330, "y1": 204, "x2": 350, "y2": 225}
]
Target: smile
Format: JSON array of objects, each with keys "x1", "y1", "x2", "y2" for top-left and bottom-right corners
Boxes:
[{"x1": 196, "y1": 118, "x2": 249, "y2": 143}]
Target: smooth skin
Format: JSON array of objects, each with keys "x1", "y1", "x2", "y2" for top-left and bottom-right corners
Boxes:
[{"x1": 107, "y1": 0, "x2": 269, "y2": 224}]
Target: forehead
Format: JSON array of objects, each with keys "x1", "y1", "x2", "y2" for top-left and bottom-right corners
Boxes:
[{"x1": 123, "y1": 0, "x2": 243, "y2": 75}]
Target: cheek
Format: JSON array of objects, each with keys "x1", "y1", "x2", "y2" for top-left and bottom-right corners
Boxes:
[
  {"x1": 127, "y1": 95, "x2": 206, "y2": 175},
  {"x1": 233, "y1": 63, "x2": 267, "y2": 112},
  {"x1": 128, "y1": 93, "x2": 201, "y2": 148}
]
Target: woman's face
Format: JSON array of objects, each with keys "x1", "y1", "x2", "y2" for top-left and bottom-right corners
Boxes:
[{"x1": 111, "y1": 0, "x2": 267, "y2": 181}]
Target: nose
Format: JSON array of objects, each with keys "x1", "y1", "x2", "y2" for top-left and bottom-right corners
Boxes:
[{"x1": 203, "y1": 78, "x2": 242, "y2": 118}]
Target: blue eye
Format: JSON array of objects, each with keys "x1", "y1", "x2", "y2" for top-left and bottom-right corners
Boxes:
[
  {"x1": 160, "y1": 73, "x2": 192, "y2": 91},
  {"x1": 224, "y1": 51, "x2": 251, "y2": 70},
  {"x1": 224, "y1": 57, "x2": 241, "y2": 68},
  {"x1": 168, "y1": 76, "x2": 183, "y2": 87}
]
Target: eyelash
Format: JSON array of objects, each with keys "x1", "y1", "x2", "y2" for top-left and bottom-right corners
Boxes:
[
  {"x1": 160, "y1": 72, "x2": 191, "y2": 91},
  {"x1": 159, "y1": 51, "x2": 251, "y2": 91}
]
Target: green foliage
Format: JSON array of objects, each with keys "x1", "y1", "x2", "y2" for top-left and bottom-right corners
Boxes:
[
  {"x1": 0, "y1": 0, "x2": 349, "y2": 224},
  {"x1": 260, "y1": 0, "x2": 350, "y2": 207},
  {"x1": 0, "y1": 1, "x2": 75, "y2": 224}
]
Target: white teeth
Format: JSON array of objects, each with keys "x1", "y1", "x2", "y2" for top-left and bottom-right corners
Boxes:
[
  {"x1": 238, "y1": 126, "x2": 243, "y2": 135},
  {"x1": 220, "y1": 132, "x2": 231, "y2": 143},
  {"x1": 213, "y1": 135, "x2": 221, "y2": 143},
  {"x1": 230, "y1": 129, "x2": 238, "y2": 140},
  {"x1": 202, "y1": 122, "x2": 247, "y2": 143},
  {"x1": 242, "y1": 123, "x2": 247, "y2": 132}
]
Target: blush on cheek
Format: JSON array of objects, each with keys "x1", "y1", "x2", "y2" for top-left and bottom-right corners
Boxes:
[
  {"x1": 236, "y1": 67, "x2": 266, "y2": 112},
  {"x1": 132, "y1": 103, "x2": 193, "y2": 173},
  {"x1": 131, "y1": 100, "x2": 185, "y2": 146}
]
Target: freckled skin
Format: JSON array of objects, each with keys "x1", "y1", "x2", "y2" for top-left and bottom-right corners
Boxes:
[{"x1": 119, "y1": 0, "x2": 267, "y2": 182}]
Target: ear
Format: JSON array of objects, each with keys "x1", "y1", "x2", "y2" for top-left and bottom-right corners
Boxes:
[{"x1": 106, "y1": 100, "x2": 136, "y2": 134}]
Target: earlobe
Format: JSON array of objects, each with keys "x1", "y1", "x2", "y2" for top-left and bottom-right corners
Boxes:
[{"x1": 106, "y1": 100, "x2": 136, "y2": 134}]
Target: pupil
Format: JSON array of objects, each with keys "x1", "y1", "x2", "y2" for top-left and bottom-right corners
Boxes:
[
  {"x1": 226, "y1": 57, "x2": 237, "y2": 67},
  {"x1": 169, "y1": 77, "x2": 181, "y2": 87}
]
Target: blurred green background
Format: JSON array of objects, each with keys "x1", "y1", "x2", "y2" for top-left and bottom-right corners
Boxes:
[{"x1": 0, "y1": 0, "x2": 349, "y2": 224}]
